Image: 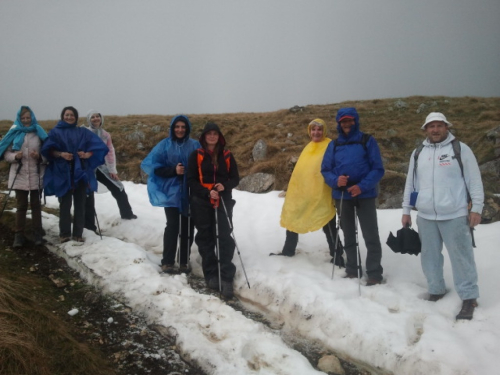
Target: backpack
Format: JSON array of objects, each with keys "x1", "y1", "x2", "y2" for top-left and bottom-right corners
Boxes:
[
  {"x1": 413, "y1": 139, "x2": 471, "y2": 203},
  {"x1": 333, "y1": 133, "x2": 372, "y2": 151}
]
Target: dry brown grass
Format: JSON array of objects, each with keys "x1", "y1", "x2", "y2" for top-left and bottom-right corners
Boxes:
[
  {"x1": 0, "y1": 274, "x2": 115, "y2": 375},
  {"x1": 1, "y1": 96, "x2": 499, "y2": 194}
]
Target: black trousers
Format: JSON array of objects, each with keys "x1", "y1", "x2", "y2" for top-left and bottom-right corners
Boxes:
[
  {"x1": 162, "y1": 207, "x2": 195, "y2": 266},
  {"x1": 85, "y1": 169, "x2": 135, "y2": 230},
  {"x1": 59, "y1": 181, "x2": 86, "y2": 238},
  {"x1": 191, "y1": 196, "x2": 236, "y2": 283},
  {"x1": 281, "y1": 217, "x2": 342, "y2": 256},
  {"x1": 336, "y1": 198, "x2": 383, "y2": 281}
]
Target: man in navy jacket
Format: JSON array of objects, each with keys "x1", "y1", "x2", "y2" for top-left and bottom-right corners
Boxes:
[{"x1": 321, "y1": 107, "x2": 385, "y2": 285}]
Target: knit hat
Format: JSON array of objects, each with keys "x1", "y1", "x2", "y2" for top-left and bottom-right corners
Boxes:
[{"x1": 421, "y1": 112, "x2": 453, "y2": 129}]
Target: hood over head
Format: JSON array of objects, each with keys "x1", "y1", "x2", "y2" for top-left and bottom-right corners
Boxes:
[
  {"x1": 199, "y1": 122, "x2": 226, "y2": 149},
  {"x1": 169, "y1": 114, "x2": 192, "y2": 141},
  {"x1": 86, "y1": 109, "x2": 104, "y2": 137},
  {"x1": 335, "y1": 107, "x2": 360, "y2": 136},
  {"x1": 307, "y1": 118, "x2": 327, "y2": 141}
]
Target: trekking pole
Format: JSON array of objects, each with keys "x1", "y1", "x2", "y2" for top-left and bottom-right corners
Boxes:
[
  {"x1": 213, "y1": 197, "x2": 222, "y2": 296},
  {"x1": 0, "y1": 161, "x2": 23, "y2": 220},
  {"x1": 221, "y1": 198, "x2": 251, "y2": 289},
  {"x1": 186, "y1": 188, "x2": 191, "y2": 265},
  {"x1": 354, "y1": 198, "x2": 361, "y2": 297},
  {"x1": 176, "y1": 172, "x2": 184, "y2": 266},
  {"x1": 94, "y1": 209, "x2": 103, "y2": 240},
  {"x1": 37, "y1": 160, "x2": 44, "y2": 207},
  {"x1": 331, "y1": 189, "x2": 344, "y2": 280},
  {"x1": 175, "y1": 212, "x2": 182, "y2": 265}
]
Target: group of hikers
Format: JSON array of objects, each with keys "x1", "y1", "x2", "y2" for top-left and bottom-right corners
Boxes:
[{"x1": 0, "y1": 105, "x2": 484, "y2": 318}]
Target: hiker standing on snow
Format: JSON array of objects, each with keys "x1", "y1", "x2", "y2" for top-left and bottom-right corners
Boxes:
[
  {"x1": 41, "y1": 106, "x2": 109, "y2": 243},
  {"x1": 187, "y1": 123, "x2": 239, "y2": 298},
  {"x1": 275, "y1": 118, "x2": 344, "y2": 265},
  {"x1": 402, "y1": 112, "x2": 483, "y2": 320},
  {"x1": 141, "y1": 115, "x2": 200, "y2": 274},
  {"x1": 321, "y1": 107, "x2": 385, "y2": 285},
  {"x1": 0, "y1": 106, "x2": 48, "y2": 247},
  {"x1": 83, "y1": 110, "x2": 137, "y2": 234}
]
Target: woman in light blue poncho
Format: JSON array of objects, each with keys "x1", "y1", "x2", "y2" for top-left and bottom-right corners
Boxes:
[{"x1": 141, "y1": 115, "x2": 200, "y2": 274}]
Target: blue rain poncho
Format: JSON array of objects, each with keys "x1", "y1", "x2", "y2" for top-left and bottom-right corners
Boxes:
[
  {"x1": 141, "y1": 115, "x2": 200, "y2": 216},
  {"x1": 41, "y1": 121, "x2": 109, "y2": 197}
]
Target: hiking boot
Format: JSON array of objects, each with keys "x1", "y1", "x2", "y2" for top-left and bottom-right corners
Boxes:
[
  {"x1": 13, "y1": 233, "x2": 25, "y2": 248},
  {"x1": 122, "y1": 214, "x2": 138, "y2": 220},
  {"x1": 221, "y1": 280, "x2": 234, "y2": 299},
  {"x1": 427, "y1": 293, "x2": 446, "y2": 302},
  {"x1": 33, "y1": 231, "x2": 44, "y2": 246},
  {"x1": 366, "y1": 278, "x2": 382, "y2": 286},
  {"x1": 73, "y1": 237, "x2": 85, "y2": 243},
  {"x1": 330, "y1": 255, "x2": 346, "y2": 268},
  {"x1": 343, "y1": 273, "x2": 358, "y2": 279},
  {"x1": 207, "y1": 277, "x2": 219, "y2": 290},
  {"x1": 161, "y1": 264, "x2": 176, "y2": 274},
  {"x1": 179, "y1": 264, "x2": 191, "y2": 274},
  {"x1": 456, "y1": 299, "x2": 478, "y2": 320},
  {"x1": 60, "y1": 236, "x2": 71, "y2": 243}
]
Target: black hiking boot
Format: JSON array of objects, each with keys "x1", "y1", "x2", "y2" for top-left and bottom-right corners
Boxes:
[
  {"x1": 179, "y1": 264, "x2": 191, "y2": 274},
  {"x1": 161, "y1": 264, "x2": 177, "y2": 274},
  {"x1": 207, "y1": 277, "x2": 219, "y2": 290},
  {"x1": 13, "y1": 233, "x2": 25, "y2": 248},
  {"x1": 221, "y1": 280, "x2": 234, "y2": 299},
  {"x1": 330, "y1": 254, "x2": 346, "y2": 268},
  {"x1": 33, "y1": 231, "x2": 44, "y2": 246},
  {"x1": 456, "y1": 299, "x2": 478, "y2": 320},
  {"x1": 427, "y1": 293, "x2": 446, "y2": 302}
]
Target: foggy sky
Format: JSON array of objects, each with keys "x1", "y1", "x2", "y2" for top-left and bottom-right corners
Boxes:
[{"x1": 1, "y1": 0, "x2": 499, "y2": 121}]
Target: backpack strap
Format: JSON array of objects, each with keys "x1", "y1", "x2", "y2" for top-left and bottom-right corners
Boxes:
[
  {"x1": 412, "y1": 139, "x2": 470, "y2": 204},
  {"x1": 334, "y1": 133, "x2": 372, "y2": 151}
]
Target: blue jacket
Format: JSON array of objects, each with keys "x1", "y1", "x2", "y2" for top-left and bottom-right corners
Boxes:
[
  {"x1": 41, "y1": 121, "x2": 109, "y2": 197},
  {"x1": 141, "y1": 115, "x2": 200, "y2": 215},
  {"x1": 321, "y1": 107, "x2": 384, "y2": 200}
]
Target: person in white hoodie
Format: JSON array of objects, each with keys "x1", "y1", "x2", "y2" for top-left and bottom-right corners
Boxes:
[{"x1": 402, "y1": 112, "x2": 484, "y2": 320}]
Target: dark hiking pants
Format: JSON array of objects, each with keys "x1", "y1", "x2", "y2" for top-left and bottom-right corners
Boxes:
[
  {"x1": 336, "y1": 197, "x2": 383, "y2": 281},
  {"x1": 162, "y1": 207, "x2": 194, "y2": 266},
  {"x1": 191, "y1": 196, "x2": 236, "y2": 283}
]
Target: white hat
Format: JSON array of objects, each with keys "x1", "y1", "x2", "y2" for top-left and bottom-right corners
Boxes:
[{"x1": 421, "y1": 112, "x2": 453, "y2": 129}]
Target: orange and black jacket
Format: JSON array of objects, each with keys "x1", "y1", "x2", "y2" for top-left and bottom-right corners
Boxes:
[{"x1": 187, "y1": 147, "x2": 239, "y2": 203}]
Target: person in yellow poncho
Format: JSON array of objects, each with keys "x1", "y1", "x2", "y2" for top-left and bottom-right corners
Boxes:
[{"x1": 272, "y1": 119, "x2": 345, "y2": 266}]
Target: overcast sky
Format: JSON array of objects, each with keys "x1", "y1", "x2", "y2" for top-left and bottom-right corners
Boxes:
[{"x1": 1, "y1": 0, "x2": 499, "y2": 121}]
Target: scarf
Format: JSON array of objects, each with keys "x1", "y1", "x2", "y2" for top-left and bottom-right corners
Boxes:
[{"x1": 0, "y1": 106, "x2": 48, "y2": 159}]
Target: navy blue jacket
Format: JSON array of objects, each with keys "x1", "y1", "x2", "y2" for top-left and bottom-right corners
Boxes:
[{"x1": 321, "y1": 107, "x2": 384, "y2": 200}]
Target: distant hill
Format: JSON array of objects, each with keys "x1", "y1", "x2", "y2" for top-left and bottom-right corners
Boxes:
[{"x1": 1, "y1": 96, "x2": 499, "y2": 221}]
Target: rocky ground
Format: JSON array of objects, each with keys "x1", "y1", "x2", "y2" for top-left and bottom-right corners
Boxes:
[{"x1": 0, "y1": 223, "x2": 205, "y2": 375}]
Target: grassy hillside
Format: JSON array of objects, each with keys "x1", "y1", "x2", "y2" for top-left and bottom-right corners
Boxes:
[{"x1": 1, "y1": 96, "x2": 499, "y2": 215}]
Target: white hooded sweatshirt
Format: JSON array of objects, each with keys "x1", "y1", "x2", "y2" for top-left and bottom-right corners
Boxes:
[{"x1": 402, "y1": 132, "x2": 484, "y2": 220}]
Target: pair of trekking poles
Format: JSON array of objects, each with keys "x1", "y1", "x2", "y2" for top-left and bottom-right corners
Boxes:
[
  {"x1": 329, "y1": 187, "x2": 362, "y2": 296},
  {"x1": 212, "y1": 196, "x2": 251, "y2": 294},
  {"x1": 174, "y1": 187, "x2": 251, "y2": 296}
]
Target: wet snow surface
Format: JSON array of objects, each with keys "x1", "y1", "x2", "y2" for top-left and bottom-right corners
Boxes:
[{"x1": 37, "y1": 182, "x2": 500, "y2": 375}]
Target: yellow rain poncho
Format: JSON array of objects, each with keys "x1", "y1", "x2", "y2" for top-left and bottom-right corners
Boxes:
[{"x1": 280, "y1": 119, "x2": 336, "y2": 233}]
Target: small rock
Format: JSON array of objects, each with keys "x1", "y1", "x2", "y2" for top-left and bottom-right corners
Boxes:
[
  {"x1": 68, "y1": 308, "x2": 79, "y2": 316},
  {"x1": 318, "y1": 354, "x2": 344, "y2": 375}
]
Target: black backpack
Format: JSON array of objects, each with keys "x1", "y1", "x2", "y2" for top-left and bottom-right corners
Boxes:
[{"x1": 333, "y1": 133, "x2": 372, "y2": 151}]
